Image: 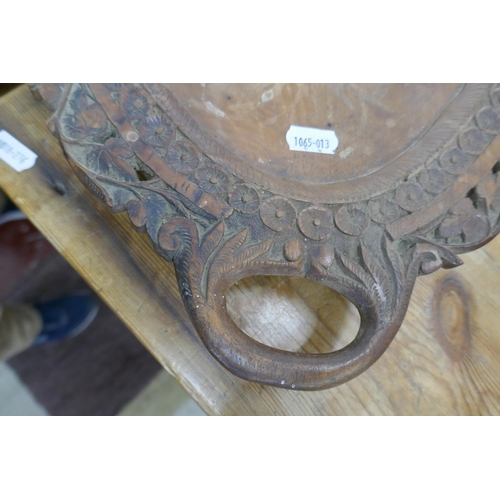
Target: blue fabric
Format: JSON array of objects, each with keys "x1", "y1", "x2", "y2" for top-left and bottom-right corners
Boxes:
[{"x1": 33, "y1": 293, "x2": 99, "y2": 345}]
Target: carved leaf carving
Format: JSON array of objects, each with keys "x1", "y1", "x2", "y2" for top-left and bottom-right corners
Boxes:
[
  {"x1": 361, "y1": 244, "x2": 392, "y2": 309},
  {"x1": 336, "y1": 252, "x2": 375, "y2": 290},
  {"x1": 127, "y1": 199, "x2": 147, "y2": 229},
  {"x1": 87, "y1": 138, "x2": 137, "y2": 181},
  {"x1": 210, "y1": 229, "x2": 249, "y2": 279},
  {"x1": 230, "y1": 239, "x2": 273, "y2": 273},
  {"x1": 199, "y1": 221, "x2": 225, "y2": 262},
  {"x1": 206, "y1": 228, "x2": 274, "y2": 297},
  {"x1": 384, "y1": 237, "x2": 405, "y2": 299}
]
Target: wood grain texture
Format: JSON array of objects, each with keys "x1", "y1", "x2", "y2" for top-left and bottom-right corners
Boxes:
[{"x1": 1, "y1": 85, "x2": 500, "y2": 413}]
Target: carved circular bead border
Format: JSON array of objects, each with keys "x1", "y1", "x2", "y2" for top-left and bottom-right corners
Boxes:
[
  {"x1": 160, "y1": 83, "x2": 500, "y2": 238},
  {"x1": 171, "y1": 83, "x2": 500, "y2": 229},
  {"x1": 59, "y1": 83, "x2": 500, "y2": 245},
  {"x1": 364, "y1": 84, "x2": 500, "y2": 224}
]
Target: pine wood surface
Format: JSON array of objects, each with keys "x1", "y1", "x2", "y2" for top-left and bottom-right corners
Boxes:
[{"x1": 1, "y1": 85, "x2": 500, "y2": 415}]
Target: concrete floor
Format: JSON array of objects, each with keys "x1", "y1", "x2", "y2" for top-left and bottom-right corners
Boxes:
[{"x1": 0, "y1": 361, "x2": 204, "y2": 416}]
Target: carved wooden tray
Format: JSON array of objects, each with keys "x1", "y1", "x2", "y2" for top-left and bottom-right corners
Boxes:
[{"x1": 31, "y1": 83, "x2": 500, "y2": 391}]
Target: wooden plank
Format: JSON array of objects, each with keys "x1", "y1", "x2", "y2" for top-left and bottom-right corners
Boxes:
[{"x1": 1, "y1": 85, "x2": 500, "y2": 415}]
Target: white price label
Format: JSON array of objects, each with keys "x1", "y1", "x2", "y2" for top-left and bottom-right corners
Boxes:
[
  {"x1": 0, "y1": 130, "x2": 38, "y2": 172},
  {"x1": 286, "y1": 125, "x2": 339, "y2": 155}
]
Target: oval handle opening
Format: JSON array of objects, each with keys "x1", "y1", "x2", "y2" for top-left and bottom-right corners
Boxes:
[{"x1": 226, "y1": 275, "x2": 360, "y2": 354}]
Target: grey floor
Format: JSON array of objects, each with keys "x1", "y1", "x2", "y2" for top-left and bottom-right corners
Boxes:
[{"x1": 0, "y1": 361, "x2": 204, "y2": 416}]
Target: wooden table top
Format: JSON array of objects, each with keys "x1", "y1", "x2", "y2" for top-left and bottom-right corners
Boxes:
[{"x1": 1, "y1": 85, "x2": 500, "y2": 415}]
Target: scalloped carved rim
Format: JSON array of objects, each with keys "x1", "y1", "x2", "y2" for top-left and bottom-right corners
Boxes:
[{"x1": 144, "y1": 83, "x2": 491, "y2": 204}]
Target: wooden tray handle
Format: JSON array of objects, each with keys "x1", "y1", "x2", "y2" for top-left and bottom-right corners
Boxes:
[
  {"x1": 157, "y1": 217, "x2": 462, "y2": 390},
  {"x1": 183, "y1": 274, "x2": 404, "y2": 391}
]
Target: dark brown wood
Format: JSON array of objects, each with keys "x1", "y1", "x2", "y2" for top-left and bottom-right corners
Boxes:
[{"x1": 30, "y1": 83, "x2": 500, "y2": 391}]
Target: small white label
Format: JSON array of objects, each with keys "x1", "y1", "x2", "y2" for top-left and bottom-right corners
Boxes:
[
  {"x1": 0, "y1": 130, "x2": 38, "y2": 172},
  {"x1": 286, "y1": 125, "x2": 339, "y2": 155}
]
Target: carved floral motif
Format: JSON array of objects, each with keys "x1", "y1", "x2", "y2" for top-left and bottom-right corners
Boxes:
[
  {"x1": 367, "y1": 197, "x2": 402, "y2": 224},
  {"x1": 260, "y1": 196, "x2": 296, "y2": 232},
  {"x1": 419, "y1": 168, "x2": 451, "y2": 194},
  {"x1": 334, "y1": 205, "x2": 369, "y2": 236},
  {"x1": 122, "y1": 89, "x2": 150, "y2": 119},
  {"x1": 196, "y1": 164, "x2": 230, "y2": 196},
  {"x1": 459, "y1": 128, "x2": 491, "y2": 155},
  {"x1": 439, "y1": 148, "x2": 473, "y2": 175},
  {"x1": 229, "y1": 184, "x2": 260, "y2": 214},
  {"x1": 165, "y1": 141, "x2": 200, "y2": 174},
  {"x1": 63, "y1": 88, "x2": 107, "y2": 139},
  {"x1": 298, "y1": 206, "x2": 333, "y2": 240},
  {"x1": 139, "y1": 115, "x2": 174, "y2": 148},
  {"x1": 395, "y1": 182, "x2": 429, "y2": 212},
  {"x1": 476, "y1": 107, "x2": 500, "y2": 135}
]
